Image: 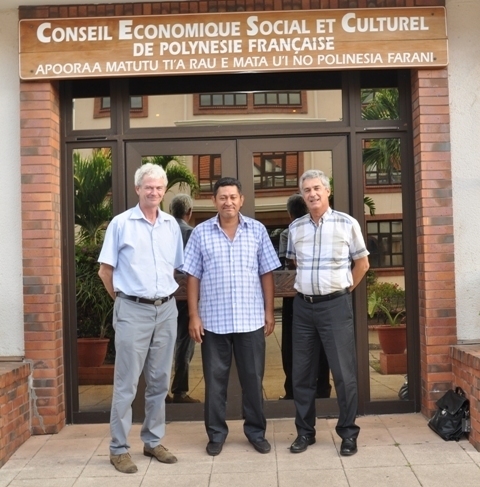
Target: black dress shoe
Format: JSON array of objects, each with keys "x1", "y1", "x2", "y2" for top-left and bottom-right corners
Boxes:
[
  {"x1": 279, "y1": 395, "x2": 293, "y2": 400},
  {"x1": 340, "y1": 437, "x2": 357, "y2": 456},
  {"x1": 249, "y1": 438, "x2": 271, "y2": 454},
  {"x1": 290, "y1": 435, "x2": 316, "y2": 453},
  {"x1": 206, "y1": 441, "x2": 224, "y2": 456}
]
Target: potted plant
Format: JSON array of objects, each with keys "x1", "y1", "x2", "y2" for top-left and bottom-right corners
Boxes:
[
  {"x1": 368, "y1": 281, "x2": 406, "y2": 355},
  {"x1": 74, "y1": 149, "x2": 113, "y2": 367},
  {"x1": 75, "y1": 243, "x2": 113, "y2": 367}
]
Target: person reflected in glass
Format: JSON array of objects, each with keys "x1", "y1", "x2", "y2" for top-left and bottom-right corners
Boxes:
[
  {"x1": 167, "y1": 194, "x2": 200, "y2": 404},
  {"x1": 183, "y1": 177, "x2": 280, "y2": 457},
  {"x1": 278, "y1": 193, "x2": 332, "y2": 401},
  {"x1": 287, "y1": 170, "x2": 369, "y2": 457}
]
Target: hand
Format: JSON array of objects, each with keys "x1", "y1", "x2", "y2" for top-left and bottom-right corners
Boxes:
[
  {"x1": 189, "y1": 315, "x2": 205, "y2": 343},
  {"x1": 264, "y1": 309, "x2": 275, "y2": 337}
]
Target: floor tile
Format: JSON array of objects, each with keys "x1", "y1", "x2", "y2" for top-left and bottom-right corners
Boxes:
[
  {"x1": 210, "y1": 471, "x2": 277, "y2": 487},
  {"x1": 400, "y1": 442, "x2": 476, "y2": 465},
  {"x1": 344, "y1": 465, "x2": 421, "y2": 487},
  {"x1": 412, "y1": 463, "x2": 480, "y2": 486},
  {"x1": 279, "y1": 468, "x2": 348, "y2": 487}
]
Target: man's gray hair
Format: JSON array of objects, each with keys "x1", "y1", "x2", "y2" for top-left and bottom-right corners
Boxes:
[
  {"x1": 299, "y1": 169, "x2": 330, "y2": 192},
  {"x1": 135, "y1": 163, "x2": 168, "y2": 187},
  {"x1": 170, "y1": 193, "x2": 193, "y2": 219}
]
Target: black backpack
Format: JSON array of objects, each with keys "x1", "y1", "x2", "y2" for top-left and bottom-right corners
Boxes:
[{"x1": 428, "y1": 387, "x2": 470, "y2": 441}]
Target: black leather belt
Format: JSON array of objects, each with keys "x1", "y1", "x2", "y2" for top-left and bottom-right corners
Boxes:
[
  {"x1": 116, "y1": 292, "x2": 172, "y2": 306},
  {"x1": 297, "y1": 289, "x2": 349, "y2": 303}
]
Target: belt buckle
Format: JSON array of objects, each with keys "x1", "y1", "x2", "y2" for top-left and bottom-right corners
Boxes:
[
  {"x1": 154, "y1": 298, "x2": 164, "y2": 306},
  {"x1": 305, "y1": 294, "x2": 313, "y2": 303}
]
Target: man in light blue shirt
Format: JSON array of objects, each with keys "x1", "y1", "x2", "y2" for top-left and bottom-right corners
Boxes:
[
  {"x1": 98, "y1": 163, "x2": 183, "y2": 474},
  {"x1": 183, "y1": 177, "x2": 280, "y2": 457}
]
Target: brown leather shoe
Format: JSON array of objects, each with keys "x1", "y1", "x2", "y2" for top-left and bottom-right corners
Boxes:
[
  {"x1": 144, "y1": 444, "x2": 177, "y2": 464},
  {"x1": 173, "y1": 394, "x2": 200, "y2": 403},
  {"x1": 110, "y1": 453, "x2": 138, "y2": 473}
]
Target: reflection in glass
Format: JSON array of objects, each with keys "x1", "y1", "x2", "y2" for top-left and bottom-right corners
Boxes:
[
  {"x1": 253, "y1": 150, "x2": 334, "y2": 401},
  {"x1": 74, "y1": 148, "x2": 113, "y2": 412},
  {"x1": 130, "y1": 89, "x2": 343, "y2": 128},
  {"x1": 363, "y1": 138, "x2": 401, "y2": 185},
  {"x1": 253, "y1": 152, "x2": 298, "y2": 189},
  {"x1": 361, "y1": 88, "x2": 399, "y2": 120},
  {"x1": 73, "y1": 98, "x2": 111, "y2": 130}
]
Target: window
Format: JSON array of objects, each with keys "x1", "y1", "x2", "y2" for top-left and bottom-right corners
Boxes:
[
  {"x1": 367, "y1": 220, "x2": 403, "y2": 268},
  {"x1": 94, "y1": 96, "x2": 148, "y2": 118},
  {"x1": 197, "y1": 154, "x2": 221, "y2": 193},
  {"x1": 194, "y1": 91, "x2": 307, "y2": 115},
  {"x1": 253, "y1": 152, "x2": 299, "y2": 189}
]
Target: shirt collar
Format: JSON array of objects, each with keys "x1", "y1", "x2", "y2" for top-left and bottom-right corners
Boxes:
[
  {"x1": 309, "y1": 206, "x2": 333, "y2": 224},
  {"x1": 130, "y1": 203, "x2": 163, "y2": 223},
  {"x1": 213, "y1": 212, "x2": 247, "y2": 228}
]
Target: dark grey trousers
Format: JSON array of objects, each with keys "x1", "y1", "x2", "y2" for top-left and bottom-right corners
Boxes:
[
  {"x1": 292, "y1": 292, "x2": 360, "y2": 440},
  {"x1": 201, "y1": 327, "x2": 266, "y2": 443},
  {"x1": 171, "y1": 300, "x2": 195, "y2": 395}
]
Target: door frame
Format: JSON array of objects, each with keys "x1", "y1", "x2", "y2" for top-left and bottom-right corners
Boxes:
[{"x1": 125, "y1": 135, "x2": 353, "y2": 421}]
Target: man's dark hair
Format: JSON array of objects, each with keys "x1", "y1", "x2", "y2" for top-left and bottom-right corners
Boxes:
[
  {"x1": 213, "y1": 177, "x2": 242, "y2": 196},
  {"x1": 287, "y1": 194, "x2": 307, "y2": 220}
]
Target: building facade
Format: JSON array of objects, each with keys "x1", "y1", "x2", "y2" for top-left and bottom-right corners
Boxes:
[{"x1": 1, "y1": 0, "x2": 480, "y2": 467}]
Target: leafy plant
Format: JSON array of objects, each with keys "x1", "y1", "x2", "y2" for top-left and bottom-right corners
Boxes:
[
  {"x1": 141, "y1": 155, "x2": 199, "y2": 196},
  {"x1": 361, "y1": 88, "x2": 401, "y2": 185},
  {"x1": 74, "y1": 149, "x2": 112, "y2": 245},
  {"x1": 367, "y1": 281, "x2": 406, "y2": 326},
  {"x1": 75, "y1": 243, "x2": 113, "y2": 339}
]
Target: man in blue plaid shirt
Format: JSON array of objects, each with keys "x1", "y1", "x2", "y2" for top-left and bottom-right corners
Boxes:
[
  {"x1": 287, "y1": 169, "x2": 369, "y2": 457},
  {"x1": 182, "y1": 177, "x2": 280, "y2": 457}
]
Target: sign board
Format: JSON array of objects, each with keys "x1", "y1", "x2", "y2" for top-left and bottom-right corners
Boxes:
[{"x1": 19, "y1": 7, "x2": 448, "y2": 80}]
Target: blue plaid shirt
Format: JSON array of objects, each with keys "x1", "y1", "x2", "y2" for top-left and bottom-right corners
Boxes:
[
  {"x1": 182, "y1": 213, "x2": 280, "y2": 334},
  {"x1": 286, "y1": 207, "x2": 369, "y2": 295}
]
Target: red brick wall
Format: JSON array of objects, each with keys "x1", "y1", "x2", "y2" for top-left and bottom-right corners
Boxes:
[
  {"x1": 17, "y1": 0, "x2": 448, "y2": 439},
  {"x1": 18, "y1": 0, "x2": 446, "y2": 19},
  {"x1": 411, "y1": 68, "x2": 455, "y2": 417},
  {"x1": 21, "y1": 81, "x2": 65, "y2": 435},
  {"x1": 0, "y1": 363, "x2": 31, "y2": 467}
]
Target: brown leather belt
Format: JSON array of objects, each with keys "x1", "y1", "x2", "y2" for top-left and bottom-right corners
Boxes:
[
  {"x1": 116, "y1": 291, "x2": 172, "y2": 306},
  {"x1": 297, "y1": 289, "x2": 349, "y2": 303}
]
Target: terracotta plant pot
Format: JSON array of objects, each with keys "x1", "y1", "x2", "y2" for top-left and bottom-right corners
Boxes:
[
  {"x1": 372, "y1": 324, "x2": 407, "y2": 355},
  {"x1": 77, "y1": 338, "x2": 110, "y2": 367}
]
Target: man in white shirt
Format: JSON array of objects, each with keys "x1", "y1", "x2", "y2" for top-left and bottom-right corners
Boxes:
[{"x1": 98, "y1": 163, "x2": 183, "y2": 473}]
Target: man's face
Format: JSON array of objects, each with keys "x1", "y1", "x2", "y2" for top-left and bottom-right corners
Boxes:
[
  {"x1": 135, "y1": 176, "x2": 166, "y2": 211},
  {"x1": 212, "y1": 185, "x2": 244, "y2": 220},
  {"x1": 301, "y1": 177, "x2": 331, "y2": 215}
]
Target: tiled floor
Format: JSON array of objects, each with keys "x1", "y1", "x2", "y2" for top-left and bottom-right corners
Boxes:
[{"x1": 2, "y1": 414, "x2": 480, "y2": 486}]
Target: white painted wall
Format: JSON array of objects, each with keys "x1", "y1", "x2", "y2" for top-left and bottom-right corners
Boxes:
[
  {"x1": 447, "y1": 0, "x2": 480, "y2": 340},
  {"x1": 0, "y1": 9, "x2": 25, "y2": 357}
]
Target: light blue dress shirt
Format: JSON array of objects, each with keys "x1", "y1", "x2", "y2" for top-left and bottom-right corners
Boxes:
[
  {"x1": 182, "y1": 213, "x2": 280, "y2": 334},
  {"x1": 98, "y1": 204, "x2": 184, "y2": 299}
]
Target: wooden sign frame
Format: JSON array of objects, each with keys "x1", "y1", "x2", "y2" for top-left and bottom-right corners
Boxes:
[{"x1": 19, "y1": 7, "x2": 448, "y2": 80}]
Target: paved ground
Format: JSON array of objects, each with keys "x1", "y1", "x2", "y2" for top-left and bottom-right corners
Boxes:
[{"x1": 1, "y1": 413, "x2": 480, "y2": 486}]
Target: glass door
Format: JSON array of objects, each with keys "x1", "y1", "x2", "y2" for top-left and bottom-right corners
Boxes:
[{"x1": 237, "y1": 136, "x2": 351, "y2": 419}]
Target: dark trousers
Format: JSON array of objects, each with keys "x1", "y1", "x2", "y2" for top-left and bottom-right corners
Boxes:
[
  {"x1": 292, "y1": 293, "x2": 360, "y2": 440},
  {"x1": 171, "y1": 301, "x2": 195, "y2": 395},
  {"x1": 201, "y1": 327, "x2": 266, "y2": 443},
  {"x1": 282, "y1": 297, "x2": 331, "y2": 398}
]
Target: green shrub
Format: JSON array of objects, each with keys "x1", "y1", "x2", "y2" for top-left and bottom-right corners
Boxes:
[
  {"x1": 367, "y1": 281, "x2": 405, "y2": 326},
  {"x1": 75, "y1": 243, "x2": 113, "y2": 339}
]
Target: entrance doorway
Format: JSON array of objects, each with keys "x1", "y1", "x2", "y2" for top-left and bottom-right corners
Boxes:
[{"x1": 63, "y1": 70, "x2": 419, "y2": 424}]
